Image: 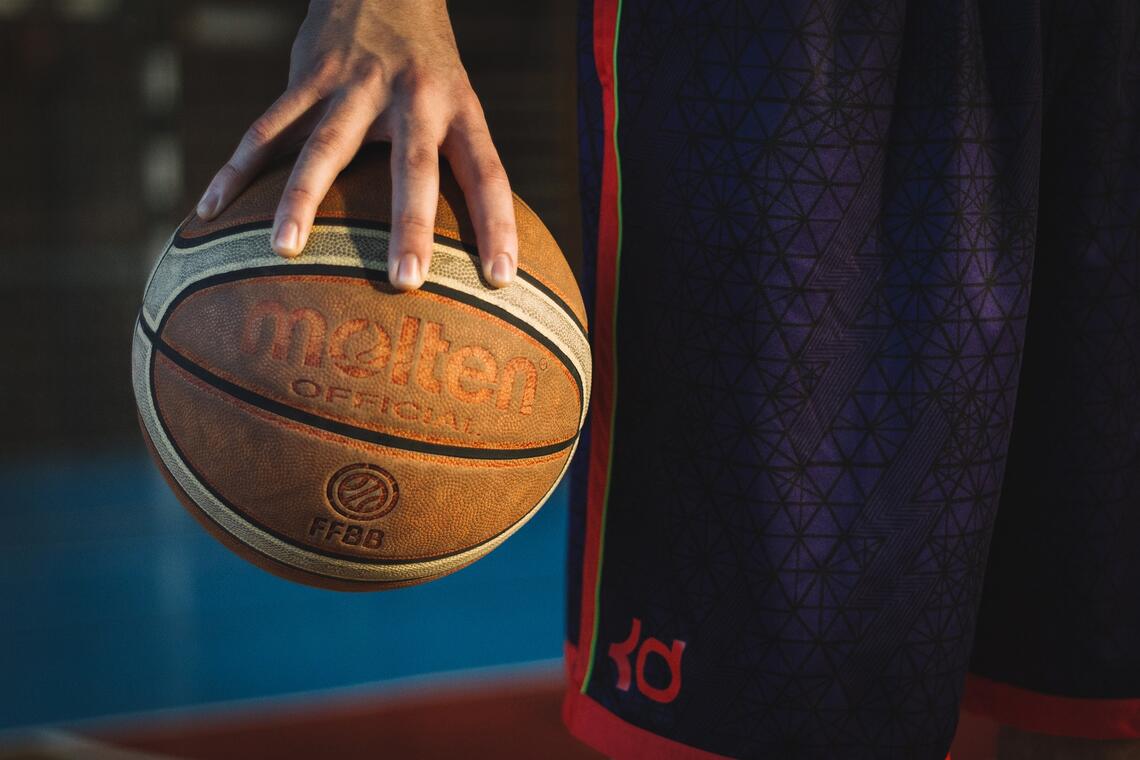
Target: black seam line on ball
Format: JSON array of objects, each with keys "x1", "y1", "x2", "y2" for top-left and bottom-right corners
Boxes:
[
  {"x1": 171, "y1": 217, "x2": 588, "y2": 339},
  {"x1": 512, "y1": 269, "x2": 588, "y2": 338},
  {"x1": 139, "y1": 320, "x2": 578, "y2": 462},
  {"x1": 144, "y1": 347, "x2": 562, "y2": 572},
  {"x1": 154, "y1": 263, "x2": 584, "y2": 410}
]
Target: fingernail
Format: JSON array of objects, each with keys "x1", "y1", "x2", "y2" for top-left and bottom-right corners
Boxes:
[
  {"x1": 274, "y1": 220, "x2": 300, "y2": 254},
  {"x1": 490, "y1": 254, "x2": 514, "y2": 286},
  {"x1": 196, "y1": 187, "x2": 219, "y2": 218},
  {"x1": 395, "y1": 253, "x2": 422, "y2": 289}
]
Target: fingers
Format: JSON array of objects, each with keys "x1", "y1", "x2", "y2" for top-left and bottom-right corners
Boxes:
[
  {"x1": 387, "y1": 124, "x2": 443, "y2": 290},
  {"x1": 202, "y1": 64, "x2": 513, "y2": 299},
  {"x1": 443, "y1": 112, "x2": 517, "y2": 288},
  {"x1": 196, "y1": 85, "x2": 320, "y2": 220},
  {"x1": 270, "y1": 91, "x2": 375, "y2": 257}
]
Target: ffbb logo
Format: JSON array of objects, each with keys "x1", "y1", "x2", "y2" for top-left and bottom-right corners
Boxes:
[
  {"x1": 306, "y1": 463, "x2": 398, "y2": 553},
  {"x1": 240, "y1": 300, "x2": 538, "y2": 415},
  {"x1": 326, "y1": 463, "x2": 399, "y2": 521}
]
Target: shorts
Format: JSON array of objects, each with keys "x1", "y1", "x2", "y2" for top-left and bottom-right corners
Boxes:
[{"x1": 561, "y1": 1, "x2": 1140, "y2": 758}]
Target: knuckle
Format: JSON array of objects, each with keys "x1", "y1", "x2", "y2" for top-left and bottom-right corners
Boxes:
[
  {"x1": 400, "y1": 145, "x2": 437, "y2": 175},
  {"x1": 396, "y1": 212, "x2": 435, "y2": 236},
  {"x1": 350, "y1": 57, "x2": 387, "y2": 87},
  {"x1": 311, "y1": 54, "x2": 343, "y2": 86},
  {"x1": 404, "y1": 94, "x2": 440, "y2": 127},
  {"x1": 292, "y1": 76, "x2": 324, "y2": 103},
  {"x1": 403, "y1": 73, "x2": 454, "y2": 115},
  {"x1": 299, "y1": 55, "x2": 345, "y2": 100},
  {"x1": 216, "y1": 161, "x2": 242, "y2": 184},
  {"x1": 306, "y1": 127, "x2": 345, "y2": 159},
  {"x1": 283, "y1": 184, "x2": 317, "y2": 208},
  {"x1": 472, "y1": 156, "x2": 509, "y2": 187},
  {"x1": 454, "y1": 86, "x2": 484, "y2": 116},
  {"x1": 242, "y1": 117, "x2": 275, "y2": 150},
  {"x1": 399, "y1": 65, "x2": 436, "y2": 95}
]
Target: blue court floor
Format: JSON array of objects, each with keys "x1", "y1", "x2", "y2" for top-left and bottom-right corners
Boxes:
[{"x1": 0, "y1": 450, "x2": 568, "y2": 731}]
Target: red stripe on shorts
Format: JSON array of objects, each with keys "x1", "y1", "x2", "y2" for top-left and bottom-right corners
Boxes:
[{"x1": 571, "y1": 0, "x2": 622, "y2": 691}]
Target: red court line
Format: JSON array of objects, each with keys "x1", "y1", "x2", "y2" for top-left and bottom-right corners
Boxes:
[
  {"x1": 87, "y1": 674, "x2": 603, "y2": 760},
  {"x1": 564, "y1": 688, "x2": 731, "y2": 760},
  {"x1": 963, "y1": 673, "x2": 1140, "y2": 739}
]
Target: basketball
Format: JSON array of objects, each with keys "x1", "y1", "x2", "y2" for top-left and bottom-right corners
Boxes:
[{"x1": 131, "y1": 144, "x2": 591, "y2": 591}]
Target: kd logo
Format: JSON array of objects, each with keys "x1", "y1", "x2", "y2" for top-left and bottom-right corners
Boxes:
[{"x1": 607, "y1": 618, "x2": 686, "y2": 704}]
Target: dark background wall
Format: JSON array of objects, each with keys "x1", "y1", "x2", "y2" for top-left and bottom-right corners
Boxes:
[{"x1": 0, "y1": 0, "x2": 580, "y2": 456}]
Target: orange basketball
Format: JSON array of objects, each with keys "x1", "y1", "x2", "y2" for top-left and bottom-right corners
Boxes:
[{"x1": 131, "y1": 145, "x2": 591, "y2": 590}]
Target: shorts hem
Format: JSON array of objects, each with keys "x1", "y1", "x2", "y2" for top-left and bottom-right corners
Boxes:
[
  {"x1": 962, "y1": 673, "x2": 1140, "y2": 739},
  {"x1": 564, "y1": 643, "x2": 951, "y2": 759},
  {"x1": 561, "y1": 687, "x2": 731, "y2": 760}
]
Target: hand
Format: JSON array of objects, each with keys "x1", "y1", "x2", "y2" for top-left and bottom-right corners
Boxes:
[{"x1": 195, "y1": 0, "x2": 518, "y2": 291}]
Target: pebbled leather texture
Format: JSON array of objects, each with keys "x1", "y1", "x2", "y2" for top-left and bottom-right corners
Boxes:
[{"x1": 132, "y1": 146, "x2": 591, "y2": 590}]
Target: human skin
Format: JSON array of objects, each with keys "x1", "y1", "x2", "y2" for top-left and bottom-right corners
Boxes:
[
  {"x1": 198, "y1": 2, "x2": 1135, "y2": 757},
  {"x1": 194, "y1": 0, "x2": 518, "y2": 292}
]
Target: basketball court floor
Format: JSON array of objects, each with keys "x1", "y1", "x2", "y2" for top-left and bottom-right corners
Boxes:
[
  {"x1": 1, "y1": 1, "x2": 1127, "y2": 757},
  {"x1": 0, "y1": 452, "x2": 601, "y2": 757},
  {"x1": 0, "y1": 450, "x2": 1007, "y2": 759}
]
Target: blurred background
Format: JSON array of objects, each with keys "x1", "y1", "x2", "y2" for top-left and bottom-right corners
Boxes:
[
  {"x1": 0, "y1": 0, "x2": 582, "y2": 457},
  {"x1": 0, "y1": 1, "x2": 1014, "y2": 757},
  {"x1": 0, "y1": 0, "x2": 597, "y2": 757}
]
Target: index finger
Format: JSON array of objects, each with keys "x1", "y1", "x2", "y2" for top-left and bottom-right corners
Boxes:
[
  {"x1": 197, "y1": 84, "x2": 320, "y2": 220},
  {"x1": 271, "y1": 93, "x2": 374, "y2": 257}
]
